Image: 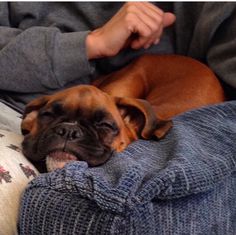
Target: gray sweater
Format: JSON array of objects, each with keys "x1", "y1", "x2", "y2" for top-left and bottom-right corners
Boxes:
[{"x1": 0, "y1": 2, "x2": 235, "y2": 112}]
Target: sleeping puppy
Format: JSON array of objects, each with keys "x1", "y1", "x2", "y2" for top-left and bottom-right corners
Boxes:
[{"x1": 21, "y1": 55, "x2": 225, "y2": 172}]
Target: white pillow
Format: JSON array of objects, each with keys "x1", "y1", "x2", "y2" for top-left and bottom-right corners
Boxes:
[{"x1": 0, "y1": 130, "x2": 38, "y2": 235}]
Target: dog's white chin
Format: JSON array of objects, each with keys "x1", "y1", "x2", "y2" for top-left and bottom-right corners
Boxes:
[{"x1": 46, "y1": 151, "x2": 78, "y2": 172}]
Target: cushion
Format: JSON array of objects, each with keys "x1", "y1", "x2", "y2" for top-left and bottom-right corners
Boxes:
[
  {"x1": 18, "y1": 101, "x2": 236, "y2": 234},
  {"x1": 0, "y1": 130, "x2": 38, "y2": 235}
]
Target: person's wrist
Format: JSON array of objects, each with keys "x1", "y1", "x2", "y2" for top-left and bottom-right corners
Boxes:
[
  {"x1": 86, "y1": 32, "x2": 96, "y2": 60},
  {"x1": 86, "y1": 30, "x2": 105, "y2": 60}
]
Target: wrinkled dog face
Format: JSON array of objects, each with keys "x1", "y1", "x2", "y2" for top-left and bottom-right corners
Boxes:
[
  {"x1": 21, "y1": 85, "x2": 172, "y2": 172},
  {"x1": 23, "y1": 105, "x2": 119, "y2": 171}
]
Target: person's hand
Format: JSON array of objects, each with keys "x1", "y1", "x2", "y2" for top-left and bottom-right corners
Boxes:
[{"x1": 86, "y1": 2, "x2": 176, "y2": 59}]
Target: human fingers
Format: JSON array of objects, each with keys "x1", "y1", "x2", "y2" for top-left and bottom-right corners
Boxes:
[
  {"x1": 127, "y1": 3, "x2": 175, "y2": 49},
  {"x1": 163, "y1": 12, "x2": 176, "y2": 27},
  {"x1": 123, "y1": 3, "x2": 163, "y2": 49},
  {"x1": 136, "y1": 3, "x2": 164, "y2": 48},
  {"x1": 137, "y1": 3, "x2": 176, "y2": 28},
  {"x1": 133, "y1": 11, "x2": 175, "y2": 49},
  {"x1": 137, "y1": 4, "x2": 175, "y2": 48}
]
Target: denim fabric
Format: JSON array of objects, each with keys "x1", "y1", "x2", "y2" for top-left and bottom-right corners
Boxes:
[{"x1": 18, "y1": 101, "x2": 236, "y2": 235}]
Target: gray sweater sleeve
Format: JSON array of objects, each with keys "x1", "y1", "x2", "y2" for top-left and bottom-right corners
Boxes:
[{"x1": 0, "y1": 7, "x2": 94, "y2": 93}]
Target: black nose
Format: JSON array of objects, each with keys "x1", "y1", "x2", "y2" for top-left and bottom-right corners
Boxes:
[{"x1": 54, "y1": 122, "x2": 82, "y2": 140}]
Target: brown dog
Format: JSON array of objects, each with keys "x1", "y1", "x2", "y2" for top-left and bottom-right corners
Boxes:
[{"x1": 21, "y1": 55, "x2": 225, "y2": 172}]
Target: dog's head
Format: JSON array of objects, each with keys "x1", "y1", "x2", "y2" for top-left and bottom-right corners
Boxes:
[{"x1": 21, "y1": 85, "x2": 172, "y2": 172}]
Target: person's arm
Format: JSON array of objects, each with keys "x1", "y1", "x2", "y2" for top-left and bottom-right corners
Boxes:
[
  {"x1": 0, "y1": 2, "x2": 175, "y2": 93},
  {"x1": 0, "y1": 3, "x2": 95, "y2": 93},
  {"x1": 0, "y1": 26, "x2": 93, "y2": 93}
]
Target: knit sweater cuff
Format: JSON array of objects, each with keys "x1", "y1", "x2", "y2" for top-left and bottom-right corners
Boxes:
[{"x1": 53, "y1": 31, "x2": 95, "y2": 87}]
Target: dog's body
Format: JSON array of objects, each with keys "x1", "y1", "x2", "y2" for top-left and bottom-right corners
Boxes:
[
  {"x1": 95, "y1": 55, "x2": 225, "y2": 120},
  {"x1": 21, "y1": 55, "x2": 225, "y2": 172}
]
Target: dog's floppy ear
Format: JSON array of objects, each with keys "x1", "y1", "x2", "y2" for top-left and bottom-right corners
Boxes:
[
  {"x1": 114, "y1": 97, "x2": 172, "y2": 139},
  {"x1": 21, "y1": 96, "x2": 49, "y2": 135}
]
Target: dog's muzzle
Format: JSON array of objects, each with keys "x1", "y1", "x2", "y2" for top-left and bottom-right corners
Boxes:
[{"x1": 53, "y1": 121, "x2": 83, "y2": 141}]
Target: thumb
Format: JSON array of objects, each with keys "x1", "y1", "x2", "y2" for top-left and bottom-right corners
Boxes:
[{"x1": 163, "y1": 12, "x2": 176, "y2": 28}]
